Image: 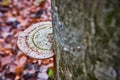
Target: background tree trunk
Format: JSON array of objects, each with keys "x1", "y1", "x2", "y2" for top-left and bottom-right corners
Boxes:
[{"x1": 51, "y1": 0, "x2": 120, "y2": 80}]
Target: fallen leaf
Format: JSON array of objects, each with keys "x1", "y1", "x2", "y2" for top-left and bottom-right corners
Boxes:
[
  {"x1": 19, "y1": 56, "x2": 27, "y2": 66},
  {"x1": 1, "y1": 56, "x2": 12, "y2": 66},
  {"x1": 3, "y1": 48, "x2": 12, "y2": 55},
  {"x1": 9, "y1": 64, "x2": 17, "y2": 73},
  {"x1": 15, "y1": 67, "x2": 23, "y2": 75},
  {"x1": 38, "y1": 60, "x2": 42, "y2": 65},
  {"x1": 40, "y1": 65, "x2": 48, "y2": 73},
  {"x1": 47, "y1": 62, "x2": 54, "y2": 68},
  {"x1": 41, "y1": 59, "x2": 50, "y2": 65},
  {"x1": 37, "y1": 72, "x2": 49, "y2": 80}
]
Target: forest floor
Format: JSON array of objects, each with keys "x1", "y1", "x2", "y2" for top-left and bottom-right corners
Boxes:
[{"x1": 0, "y1": 0, "x2": 54, "y2": 80}]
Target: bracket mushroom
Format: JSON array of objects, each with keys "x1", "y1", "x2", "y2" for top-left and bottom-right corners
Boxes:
[{"x1": 17, "y1": 22, "x2": 54, "y2": 59}]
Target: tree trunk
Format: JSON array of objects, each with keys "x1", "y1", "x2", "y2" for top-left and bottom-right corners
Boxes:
[{"x1": 51, "y1": 0, "x2": 120, "y2": 80}]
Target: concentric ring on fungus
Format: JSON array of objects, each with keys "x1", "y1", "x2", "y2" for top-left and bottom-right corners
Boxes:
[{"x1": 17, "y1": 22, "x2": 54, "y2": 59}]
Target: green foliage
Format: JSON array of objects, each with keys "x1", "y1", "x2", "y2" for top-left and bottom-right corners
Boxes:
[{"x1": 48, "y1": 68, "x2": 54, "y2": 78}]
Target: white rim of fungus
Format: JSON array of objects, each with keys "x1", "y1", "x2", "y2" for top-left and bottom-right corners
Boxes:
[{"x1": 17, "y1": 21, "x2": 54, "y2": 59}]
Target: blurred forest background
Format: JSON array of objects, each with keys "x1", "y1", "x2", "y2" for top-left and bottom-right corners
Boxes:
[{"x1": 0, "y1": 0, "x2": 54, "y2": 80}]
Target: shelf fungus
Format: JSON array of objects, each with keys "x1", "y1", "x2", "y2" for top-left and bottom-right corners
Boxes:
[{"x1": 17, "y1": 22, "x2": 54, "y2": 59}]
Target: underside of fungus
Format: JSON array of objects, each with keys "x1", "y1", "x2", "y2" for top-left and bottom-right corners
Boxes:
[{"x1": 17, "y1": 22, "x2": 54, "y2": 59}]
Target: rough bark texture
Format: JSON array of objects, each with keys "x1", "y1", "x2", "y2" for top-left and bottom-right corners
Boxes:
[{"x1": 51, "y1": 0, "x2": 120, "y2": 80}]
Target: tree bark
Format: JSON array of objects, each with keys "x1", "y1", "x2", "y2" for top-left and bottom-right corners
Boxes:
[{"x1": 51, "y1": 0, "x2": 120, "y2": 80}]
